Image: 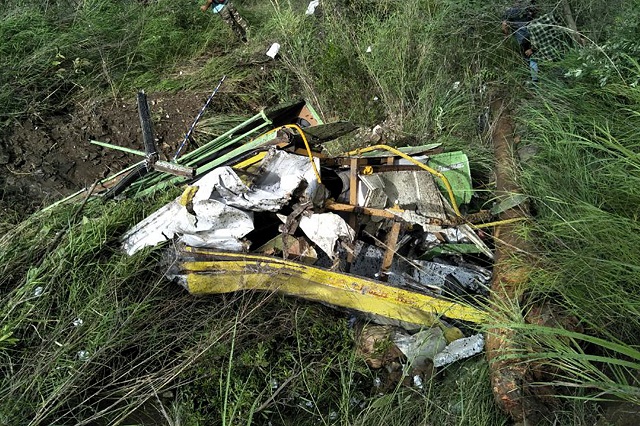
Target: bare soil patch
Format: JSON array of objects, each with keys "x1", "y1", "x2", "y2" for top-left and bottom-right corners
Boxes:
[{"x1": 1, "y1": 90, "x2": 218, "y2": 215}]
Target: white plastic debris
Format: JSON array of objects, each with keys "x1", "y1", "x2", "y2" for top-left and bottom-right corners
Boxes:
[
  {"x1": 433, "y1": 334, "x2": 484, "y2": 368},
  {"x1": 122, "y1": 149, "x2": 321, "y2": 255},
  {"x1": 297, "y1": 213, "x2": 355, "y2": 260},
  {"x1": 266, "y1": 42, "x2": 281, "y2": 59},
  {"x1": 366, "y1": 46, "x2": 372, "y2": 53},
  {"x1": 73, "y1": 318, "x2": 83, "y2": 327},
  {"x1": 77, "y1": 350, "x2": 90, "y2": 361},
  {"x1": 33, "y1": 286, "x2": 44, "y2": 297},
  {"x1": 452, "y1": 81, "x2": 461, "y2": 90},
  {"x1": 305, "y1": 0, "x2": 319, "y2": 15},
  {"x1": 413, "y1": 374, "x2": 424, "y2": 389}
]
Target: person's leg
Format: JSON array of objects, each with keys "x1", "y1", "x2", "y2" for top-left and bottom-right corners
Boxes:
[
  {"x1": 529, "y1": 58, "x2": 539, "y2": 82},
  {"x1": 226, "y1": 2, "x2": 248, "y2": 35},
  {"x1": 218, "y1": 5, "x2": 234, "y2": 28},
  {"x1": 218, "y1": 3, "x2": 246, "y2": 41}
]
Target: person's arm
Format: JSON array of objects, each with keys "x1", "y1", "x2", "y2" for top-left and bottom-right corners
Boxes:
[
  {"x1": 501, "y1": 20, "x2": 510, "y2": 35},
  {"x1": 200, "y1": 0, "x2": 213, "y2": 12}
]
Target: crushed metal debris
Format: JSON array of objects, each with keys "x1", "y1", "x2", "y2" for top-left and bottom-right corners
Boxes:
[{"x1": 68, "y1": 96, "x2": 511, "y2": 373}]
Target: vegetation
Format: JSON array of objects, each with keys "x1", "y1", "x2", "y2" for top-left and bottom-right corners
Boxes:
[
  {"x1": 512, "y1": 54, "x2": 640, "y2": 403},
  {"x1": 2, "y1": 0, "x2": 639, "y2": 424}
]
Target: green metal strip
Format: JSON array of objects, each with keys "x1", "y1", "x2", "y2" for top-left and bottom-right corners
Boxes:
[
  {"x1": 178, "y1": 111, "x2": 271, "y2": 164},
  {"x1": 90, "y1": 140, "x2": 146, "y2": 157},
  {"x1": 194, "y1": 123, "x2": 277, "y2": 175},
  {"x1": 131, "y1": 122, "x2": 274, "y2": 197}
]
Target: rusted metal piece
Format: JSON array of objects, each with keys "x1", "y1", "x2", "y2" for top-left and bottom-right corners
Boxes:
[
  {"x1": 380, "y1": 219, "x2": 402, "y2": 281},
  {"x1": 324, "y1": 200, "x2": 492, "y2": 227},
  {"x1": 325, "y1": 200, "x2": 397, "y2": 220},
  {"x1": 485, "y1": 97, "x2": 548, "y2": 424}
]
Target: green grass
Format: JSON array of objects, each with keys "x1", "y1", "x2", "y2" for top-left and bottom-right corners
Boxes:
[
  {"x1": 3, "y1": 0, "x2": 640, "y2": 424},
  {"x1": 0, "y1": 0, "x2": 235, "y2": 122},
  {"x1": 496, "y1": 45, "x2": 640, "y2": 406}
]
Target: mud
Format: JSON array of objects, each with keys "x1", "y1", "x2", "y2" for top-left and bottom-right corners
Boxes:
[{"x1": 0, "y1": 90, "x2": 220, "y2": 215}]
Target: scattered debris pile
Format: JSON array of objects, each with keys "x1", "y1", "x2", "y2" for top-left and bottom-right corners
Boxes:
[{"x1": 63, "y1": 96, "x2": 507, "y2": 386}]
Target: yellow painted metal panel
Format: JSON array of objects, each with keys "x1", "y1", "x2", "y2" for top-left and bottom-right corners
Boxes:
[
  {"x1": 232, "y1": 151, "x2": 267, "y2": 170},
  {"x1": 175, "y1": 248, "x2": 487, "y2": 326}
]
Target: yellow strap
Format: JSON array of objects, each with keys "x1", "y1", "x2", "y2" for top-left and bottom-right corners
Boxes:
[
  {"x1": 247, "y1": 124, "x2": 322, "y2": 184},
  {"x1": 345, "y1": 144, "x2": 462, "y2": 217},
  {"x1": 283, "y1": 124, "x2": 322, "y2": 184}
]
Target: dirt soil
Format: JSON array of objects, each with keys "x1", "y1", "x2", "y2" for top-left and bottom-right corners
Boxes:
[{"x1": 0, "y1": 90, "x2": 219, "y2": 216}]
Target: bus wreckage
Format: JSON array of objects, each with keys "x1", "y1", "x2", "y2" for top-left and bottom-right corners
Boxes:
[{"x1": 81, "y1": 96, "x2": 511, "y2": 368}]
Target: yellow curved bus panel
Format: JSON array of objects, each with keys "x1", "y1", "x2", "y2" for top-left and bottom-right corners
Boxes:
[{"x1": 173, "y1": 247, "x2": 487, "y2": 327}]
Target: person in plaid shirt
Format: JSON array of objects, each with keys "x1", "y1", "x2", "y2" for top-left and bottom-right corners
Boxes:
[
  {"x1": 502, "y1": 2, "x2": 572, "y2": 82},
  {"x1": 502, "y1": 2, "x2": 540, "y2": 81}
]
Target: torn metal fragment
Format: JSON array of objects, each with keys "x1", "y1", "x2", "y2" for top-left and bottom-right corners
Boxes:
[
  {"x1": 256, "y1": 234, "x2": 317, "y2": 264},
  {"x1": 433, "y1": 333, "x2": 485, "y2": 367},
  {"x1": 253, "y1": 148, "x2": 323, "y2": 206},
  {"x1": 393, "y1": 327, "x2": 447, "y2": 368},
  {"x1": 406, "y1": 259, "x2": 491, "y2": 296}
]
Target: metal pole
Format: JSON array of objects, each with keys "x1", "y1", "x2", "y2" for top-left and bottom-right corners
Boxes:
[
  {"x1": 90, "y1": 140, "x2": 146, "y2": 157},
  {"x1": 173, "y1": 75, "x2": 226, "y2": 161}
]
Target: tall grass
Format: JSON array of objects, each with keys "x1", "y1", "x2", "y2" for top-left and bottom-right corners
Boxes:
[
  {"x1": 0, "y1": 0, "x2": 229, "y2": 121},
  {"x1": 263, "y1": 0, "x2": 507, "y2": 142},
  {"x1": 508, "y1": 53, "x2": 640, "y2": 402}
]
